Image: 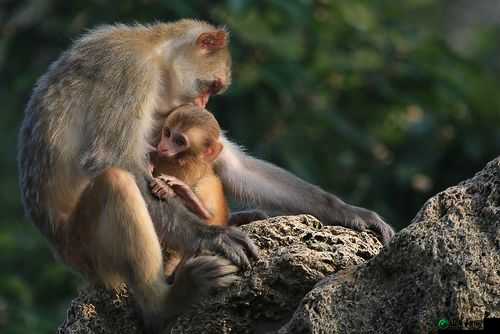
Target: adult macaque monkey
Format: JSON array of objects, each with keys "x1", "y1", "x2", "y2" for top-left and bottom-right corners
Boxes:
[
  {"x1": 18, "y1": 18, "x2": 393, "y2": 333},
  {"x1": 18, "y1": 20, "x2": 256, "y2": 333}
]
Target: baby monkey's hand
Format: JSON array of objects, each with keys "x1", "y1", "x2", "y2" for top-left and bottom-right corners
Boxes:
[
  {"x1": 150, "y1": 176, "x2": 175, "y2": 200},
  {"x1": 155, "y1": 175, "x2": 212, "y2": 220}
]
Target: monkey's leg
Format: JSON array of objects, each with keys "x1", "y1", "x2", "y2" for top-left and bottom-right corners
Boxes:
[
  {"x1": 216, "y1": 136, "x2": 395, "y2": 244},
  {"x1": 68, "y1": 168, "x2": 238, "y2": 332},
  {"x1": 66, "y1": 168, "x2": 170, "y2": 329}
]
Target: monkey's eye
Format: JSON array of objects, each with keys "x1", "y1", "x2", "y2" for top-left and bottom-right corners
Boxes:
[
  {"x1": 174, "y1": 134, "x2": 187, "y2": 147},
  {"x1": 164, "y1": 128, "x2": 171, "y2": 138}
]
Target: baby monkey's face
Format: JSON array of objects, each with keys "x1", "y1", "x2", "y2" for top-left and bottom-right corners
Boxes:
[
  {"x1": 157, "y1": 125, "x2": 190, "y2": 158},
  {"x1": 156, "y1": 106, "x2": 223, "y2": 163}
]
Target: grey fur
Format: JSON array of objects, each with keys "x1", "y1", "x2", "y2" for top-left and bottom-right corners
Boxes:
[
  {"x1": 18, "y1": 21, "x2": 255, "y2": 333},
  {"x1": 229, "y1": 209, "x2": 269, "y2": 226},
  {"x1": 18, "y1": 19, "x2": 393, "y2": 334},
  {"x1": 216, "y1": 137, "x2": 395, "y2": 244}
]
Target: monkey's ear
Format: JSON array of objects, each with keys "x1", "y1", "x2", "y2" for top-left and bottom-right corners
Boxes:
[
  {"x1": 196, "y1": 31, "x2": 228, "y2": 52},
  {"x1": 203, "y1": 141, "x2": 223, "y2": 162}
]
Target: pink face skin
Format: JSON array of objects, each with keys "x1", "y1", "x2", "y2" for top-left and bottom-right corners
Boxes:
[
  {"x1": 194, "y1": 78, "x2": 224, "y2": 108},
  {"x1": 192, "y1": 30, "x2": 228, "y2": 108},
  {"x1": 156, "y1": 126, "x2": 190, "y2": 159}
]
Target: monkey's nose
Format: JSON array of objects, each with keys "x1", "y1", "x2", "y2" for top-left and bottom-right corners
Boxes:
[{"x1": 158, "y1": 143, "x2": 169, "y2": 154}]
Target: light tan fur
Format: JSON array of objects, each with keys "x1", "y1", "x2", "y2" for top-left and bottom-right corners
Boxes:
[
  {"x1": 18, "y1": 20, "x2": 254, "y2": 333},
  {"x1": 152, "y1": 105, "x2": 229, "y2": 227},
  {"x1": 194, "y1": 174, "x2": 229, "y2": 226}
]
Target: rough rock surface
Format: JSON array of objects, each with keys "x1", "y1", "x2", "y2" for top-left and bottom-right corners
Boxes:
[
  {"x1": 58, "y1": 215, "x2": 383, "y2": 334},
  {"x1": 280, "y1": 158, "x2": 500, "y2": 334}
]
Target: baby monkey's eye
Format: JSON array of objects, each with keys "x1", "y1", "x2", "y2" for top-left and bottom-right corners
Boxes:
[
  {"x1": 174, "y1": 134, "x2": 187, "y2": 147},
  {"x1": 164, "y1": 128, "x2": 171, "y2": 137}
]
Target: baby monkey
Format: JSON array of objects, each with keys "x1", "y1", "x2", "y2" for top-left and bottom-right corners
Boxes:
[{"x1": 149, "y1": 104, "x2": 229, "y2": 227}]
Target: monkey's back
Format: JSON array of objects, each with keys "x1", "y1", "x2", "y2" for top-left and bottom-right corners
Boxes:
[
  {"x1": 18, "y1": 53, "x2": 78, "y2": 240},
  {"x1": 17, "y1": 25, "x2": 163, "y2": 241}
]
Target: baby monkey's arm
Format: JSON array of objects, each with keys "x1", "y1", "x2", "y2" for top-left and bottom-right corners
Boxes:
[{"x1": 151, "y1": 175, "x2": 212, "y2": 220}]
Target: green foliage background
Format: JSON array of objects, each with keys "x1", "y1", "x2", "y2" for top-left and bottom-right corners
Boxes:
[{"x1": 1, "y1": 0, "x2": 499, "y2": 332}]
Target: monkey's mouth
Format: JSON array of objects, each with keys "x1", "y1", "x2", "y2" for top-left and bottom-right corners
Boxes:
[
  {"x1": 194, "y1": 79, "x2": 224, "y2": 108},
  {"x1": 194, "y1": 93, "x2": 210, "y2": 109}
]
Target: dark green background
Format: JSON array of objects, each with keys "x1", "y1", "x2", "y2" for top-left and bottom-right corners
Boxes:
[{"x1": 1, "y1": 0, "x2": 499, "y2": 333}]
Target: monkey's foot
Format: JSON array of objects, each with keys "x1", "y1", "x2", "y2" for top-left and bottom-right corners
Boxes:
[{"x1": 163, "y1": 256, "x2": 239, "y2": 317}]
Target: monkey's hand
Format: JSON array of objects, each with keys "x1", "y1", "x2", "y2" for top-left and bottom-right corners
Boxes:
[
  {"x1": 157, "y1": 175, "x2": 212, "y2": 220},
  {"x1": 150, "y1": 177, "x2": 175, "y2": 200},
  {"x1": 330, "y1": 203, "x2": 395, "y2": 245},
  {"x1": 196, "y1": 226, "x2": 259, "y2": 270}
]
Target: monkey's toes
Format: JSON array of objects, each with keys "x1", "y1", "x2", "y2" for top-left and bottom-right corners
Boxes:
[
  {"x1": 227, "y1": 227, "x2": 259, "y2": 259},
  {"x1": 183, "y1": 256, "x2": 240, "y2": 290},
  {"x1": 348, "y1": 206, "x2": 395, "y2": 245},
  {"x1": 215, "y1": 228, "x2": 259, "y2": 270}
]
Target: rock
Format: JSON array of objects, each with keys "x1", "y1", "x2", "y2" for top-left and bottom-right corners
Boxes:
[
  {"x1": 280, "y1": 158, "x2": 500, "y2": 334},
  {"x1": 58, "y1": 158, "x2": 500, "y2": 334},
  {"x1": 57, "y1": 215, "x2": 382, "y2": 334},
  {"x1": 58, "y1": 285, "x2": 140, "y2": 334}
]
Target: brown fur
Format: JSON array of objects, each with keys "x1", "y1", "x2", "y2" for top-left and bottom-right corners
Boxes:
[
  {"x1": 152, "y1": 105, "x2": 229, "y2": 227},
  {"x1": 18, "y1": 20, "x2": 255, "y2": 333}
]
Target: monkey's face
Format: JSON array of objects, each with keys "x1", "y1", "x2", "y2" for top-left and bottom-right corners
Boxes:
[
  {"x1": 157, "y1": 125, "x2": 222, "y2": 162},
  {"x1": 157, "y1": 105, "x2": 222, "y2": 162},
  {"x1": 157, "y1": 126, "x2": 190, "y2": 159},
  {"x1": 171, "y1": 30, "x2": 232, "y2": 108}
]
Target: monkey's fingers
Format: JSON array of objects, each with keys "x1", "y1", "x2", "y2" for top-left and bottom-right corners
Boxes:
[
  {"x1": 163, "y1": 177, "x2": 192, "y2": 195},
  {"x1": 157, "y1": 174, "x2": 182, "y2": 185},
  {"x1": 150, "y1": 180, "x2": 161, "y2": 192},
  {"x1": 227, "y1": 227, "x2": 260, "y2": 260},
  {"x1": 167, "y1": 179, "x2": 188, "y2": 189},
  {"x1": 189, "y1": 256, "x2": 239, "y2": 278},
  {"x1": 151, "y1": 184, "x2": 163, "y2": 194},
  {"x1": 151, "y1": 183, "x2": 175, "y2": 199},
  {"x1": 338, "y1": 205, "x2": 395, "y2": 245},
  {"x1": 194, "y1": 257, "x2": 240, "y2": 288},
  {"x1": 161, "y1": 187, "x2": 175, "y2": 198},
  {"x1": 150, "y1": 178, "x2": 166, "y2": 189},
  {"x1": 220, "y1": 238, "x2": 251, "y2": 270},
  {"x1": 206, "y1": 228, "x2": 258, "y2": 270}
]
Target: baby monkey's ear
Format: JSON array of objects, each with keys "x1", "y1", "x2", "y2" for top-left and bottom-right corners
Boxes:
[
  {"x1": 196, "y1": 31, "x2": 228, "y2": 52},
  {"x1": 203, "y1": 141, "x2": 223, "y2": 162}
]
